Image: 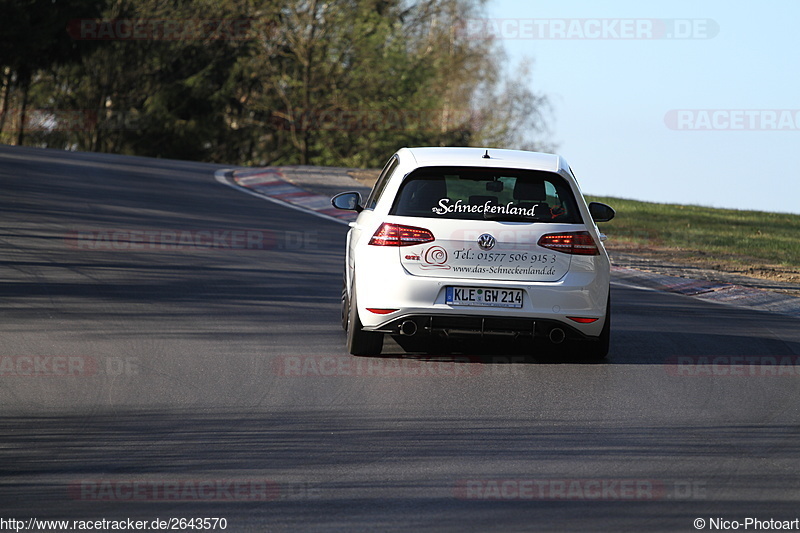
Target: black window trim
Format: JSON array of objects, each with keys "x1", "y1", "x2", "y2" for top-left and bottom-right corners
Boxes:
[{"x1": 364, "y1": 155, "x2": 399, "y2": 211}]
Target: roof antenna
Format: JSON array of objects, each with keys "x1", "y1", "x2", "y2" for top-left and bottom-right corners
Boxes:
[{"x1": 482, "y1": 149, "x2": 490, "y2": 159}]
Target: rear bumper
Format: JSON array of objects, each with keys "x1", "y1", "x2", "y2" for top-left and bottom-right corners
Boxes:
[
  {"x1": 354, "y1": 267, "x2": 610, "y2": 337},
  {"x1": 367, "y1": 313, "x2": 598, "y2": 341}
]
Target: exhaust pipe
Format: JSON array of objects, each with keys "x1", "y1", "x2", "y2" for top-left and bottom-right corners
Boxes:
[
  {"x1": 400, "y1": 320, "x2": 418, "y2": 336},
  {"x1": 548, "y1": 328, "x2": 566, "y2": 344}
]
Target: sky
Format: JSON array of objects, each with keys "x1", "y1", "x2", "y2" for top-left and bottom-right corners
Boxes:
[{"x1": 485, "y1": 0, "x2": 800, "y2": 214}]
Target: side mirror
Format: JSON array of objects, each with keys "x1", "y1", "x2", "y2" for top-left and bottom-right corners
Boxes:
[
  {"x1": 588, "y1": 202, "x2": 615, "y2": 223},
  {"x1": 331, "y1": 191, "x2": 364, "y2": 212}
]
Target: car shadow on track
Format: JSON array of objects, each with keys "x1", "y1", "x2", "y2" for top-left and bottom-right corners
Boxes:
[
  {"x1": 359, "y1": 286, "x2": 800, "y2": 367},
  {"x1": 376, "y1": 335, "x2": 606, "y2": 365}
]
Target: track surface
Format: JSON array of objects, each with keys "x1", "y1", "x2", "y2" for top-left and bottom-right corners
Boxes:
[{"x1": 1, "y1": 146, "x2": 799, "y2": 532}]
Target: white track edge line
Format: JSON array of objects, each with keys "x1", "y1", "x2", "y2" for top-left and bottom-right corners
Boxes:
[{"x1": 214, "y1": 169, "x2": 349, "y2": 226}]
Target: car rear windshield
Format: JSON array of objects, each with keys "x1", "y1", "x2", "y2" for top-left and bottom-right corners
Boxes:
[{"x1": 389, "y1": 166, "x2": 582, "y2": 223}]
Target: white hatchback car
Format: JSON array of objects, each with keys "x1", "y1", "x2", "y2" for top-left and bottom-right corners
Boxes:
[{"x1": 332, "y1": 147, "x2": 615, "y2": 359}]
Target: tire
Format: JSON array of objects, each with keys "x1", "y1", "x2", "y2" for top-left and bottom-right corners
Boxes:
[
  {"x1": 341, "y1": 279, "x2": 349, "y2": 331},
  {"x1": 346, "y1": 284, "x2": 383, "y2": 356}
]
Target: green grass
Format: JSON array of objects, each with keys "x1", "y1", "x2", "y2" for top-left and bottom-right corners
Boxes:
[{"x1": 586, "y1": 196, "x2": 800, "y2": 268}]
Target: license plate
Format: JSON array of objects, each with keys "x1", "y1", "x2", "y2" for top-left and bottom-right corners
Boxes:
[{"x1": 446, "y1": 287, "x2": 523, "y2": 308}]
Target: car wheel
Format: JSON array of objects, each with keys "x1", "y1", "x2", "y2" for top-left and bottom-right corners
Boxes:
[
  {"x1": 346, "y1": 284, "x2": 383, "y2": 356},
  {"x1": 341, "y1": 278, "x2": 349, "y2": 331}
]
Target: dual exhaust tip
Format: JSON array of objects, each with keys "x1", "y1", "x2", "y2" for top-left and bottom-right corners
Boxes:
[
  {"x1": 400, "y1": 319, "x2": 566, "y2": 344},
  {"x1": 400, "y1": 320, "x2": 418, "y2": 336},
  {"x1": 548, "y1": 327, "x2": 566, "y2": 344}
]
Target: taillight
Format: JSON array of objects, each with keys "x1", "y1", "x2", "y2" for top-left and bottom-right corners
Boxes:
[
  {"x1": 567, "y1": 316, "x2": 599, "y2": 324},
  {"x1": 537, "y1": 231, "x2": 600, "y2": 255},
  {"x1": 368, "y1": 223, "x2": 435, "y2": 247},
  {"x1": 367, "y1": 308, "x2": 398, "y2": 315}
]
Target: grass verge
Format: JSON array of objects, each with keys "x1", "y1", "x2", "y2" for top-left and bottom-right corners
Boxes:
[{"x1": 589, "y1": 196, "x2": 800, "y2": 282}]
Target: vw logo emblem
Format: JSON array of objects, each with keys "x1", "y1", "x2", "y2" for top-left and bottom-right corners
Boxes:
[{"x1": 477, "y1": 233, "x2": 496, "y2": 251}]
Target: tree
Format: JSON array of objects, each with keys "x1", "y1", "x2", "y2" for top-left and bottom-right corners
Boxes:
[
  {"x1": 5, "y1": 0, "x2": 552, "y2": 167},
  {"x1": 0, "y1": 0, "x2": 104, "y2": 144}
]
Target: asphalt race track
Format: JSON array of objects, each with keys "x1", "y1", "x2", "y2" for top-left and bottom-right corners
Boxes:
[{"x1": 1, "y1": 146, "x2": 799, "y2": 532}]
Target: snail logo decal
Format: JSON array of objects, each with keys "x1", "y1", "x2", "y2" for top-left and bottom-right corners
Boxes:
[
  {"x1": 421, "y1": 246, "x2": 450, "y2": 270},
  {"x1": 477, "y1": 233, "x2": 496, "y2": 251}
]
